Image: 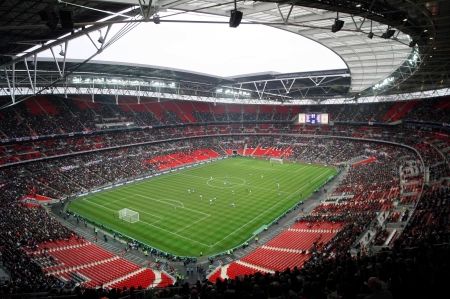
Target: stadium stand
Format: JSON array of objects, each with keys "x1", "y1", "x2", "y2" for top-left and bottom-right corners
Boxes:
[
  {"x1": 0, "y1": 96, "x2": 449, "y2": 141},
  {"x1": 0, "y1": 95, "x2": 448, "y2": 298}
]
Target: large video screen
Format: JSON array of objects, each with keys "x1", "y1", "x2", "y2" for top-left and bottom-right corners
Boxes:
[{"x1": 296, "y1": 113, "x2": 329, "y2": 125}]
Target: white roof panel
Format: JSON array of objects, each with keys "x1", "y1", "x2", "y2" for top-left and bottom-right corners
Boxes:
[{"x1": 157, "y1": 0, "x2": 412, "y2": 93}]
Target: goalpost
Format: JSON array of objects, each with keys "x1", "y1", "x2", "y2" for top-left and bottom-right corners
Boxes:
[
  {"x1": 269, "y1": 157, "x2": 283, "y2": 164},
  {"x1": 118, "y1": 208, "x2": 140, "y2": 223}
]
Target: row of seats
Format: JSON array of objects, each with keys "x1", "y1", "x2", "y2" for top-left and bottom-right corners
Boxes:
[
  {"x1": 208, "y1": 220, "x2": 343, "y2": 281},
  {"x1": 147, "y1": 149, "x2": 220, "y2": 170},
  {"x1": 78, "y1": 259, "x2": 141, "y2": 288},
  {"x1": 226, "y1": 263, "x2": 260, "y2": 280},
  {"x1": 28, "y1": 238, "x2": 173, "y2": 289},
  {"x1": 265, "y1": 230, "x2": 335, "y2": 250},
  {"x1": 290, "y1": 221, "x2": 342, "y2": 231},
  {"x1": 46, "y1": 244, "x2": 115, "y2": 270},
  {"x1": 241, "y1": 248, "x2": 311, "y2": 272},
  {"x1": 32, "y1": 236, "x2": 87, "y2": 253}
]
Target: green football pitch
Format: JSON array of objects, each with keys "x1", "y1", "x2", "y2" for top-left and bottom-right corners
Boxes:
[{"x1": 68, "y1": 157, "x2": 337, "y2": 257}]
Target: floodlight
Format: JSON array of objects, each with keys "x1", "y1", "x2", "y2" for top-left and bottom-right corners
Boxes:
[
  {"x1": 229, "y1": 0, "x2": 242, "y2": 28},
  {"x1": 98, "y1": 31, "x2": 105, "y2": 44},
  {"x1": 230, "y1": 10, "x2": 243, "y2": 27},
  {"x1": 367, "y1": 20, "x2": 374, "y2": 39},
  {"x1": 153, "y1": 14, "x2": 160, "y2": 24},
  {"x1": 332, "y1": 18, "x2": 344, "y2": 33},
  {"x1": 381, "y1": 29, "x2": 395, "y2": 39},
  {"x1": 58, "y1": 45, "x2": 65, "y2": 56}
]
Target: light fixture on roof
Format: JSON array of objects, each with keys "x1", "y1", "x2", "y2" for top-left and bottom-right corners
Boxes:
[
  {"x1": 58, "y1": 45, "x2": 65, "y2": 56},
  {"x1": 356, "y1": 4, "x2": 362, "y2": 8},
  {"x1": 229, "y1": 0, "x2": 243, "y2": 28},
  {"x1": 409, "y1": 40, "x2": 417, "y2": 48},
  {"x1": 367, "y1": 19, "x2": 374, "y2": 39},
  {"x1": 97, "y1": 30, "x2": 105, "y2": 44},
  {"x1": 153, "y1": 14, "x2": 160, "y2": 24},
  {"x1": 381, "y1": 27, "x2": 395, "y2": 39},
  {"x1": 331, "y1": 12, "x2": 344, "y2": 33}
]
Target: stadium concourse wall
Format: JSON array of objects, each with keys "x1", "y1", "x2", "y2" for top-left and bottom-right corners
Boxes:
[{"x1": 53, "y1": 133, "x2": 426, "y2": 259}]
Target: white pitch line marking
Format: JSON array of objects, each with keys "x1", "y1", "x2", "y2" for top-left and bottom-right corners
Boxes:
[
  {"x1": 134, "y1": 194, "x2": 210, "y2": 217},
  {"x1": 83, "y1": 196, "x2": 163, "y2": 220},
  {"x1": 210, "y1": 170, "x2": 332, "y2": 247}
]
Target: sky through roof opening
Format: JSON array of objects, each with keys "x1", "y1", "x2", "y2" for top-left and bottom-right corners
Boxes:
[{"x1": 42, "y1": 11, "x2": 347, "y2": 77}]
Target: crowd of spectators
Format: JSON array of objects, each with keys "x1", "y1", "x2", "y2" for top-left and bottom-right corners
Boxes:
[
  {"x1": 0, "y1": 200, "x2": 72, "y2": 295},
  {"x1": 0, "y1": 95, "x2": 448, "y2": 142},
  {"x1": 2, "y1": 123, "x2": 447, "y2": 182},
  {"x1": 152, "y1": 158, "x2": 447, "y2": 299},
  {"x1": 0, "y1": 95, "x2": 448, "y2": 297}
]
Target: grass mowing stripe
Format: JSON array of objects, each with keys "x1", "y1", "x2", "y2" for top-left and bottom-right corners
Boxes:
[{"x1": 69, "y1": 157, "x2": 337, "y2": 256}]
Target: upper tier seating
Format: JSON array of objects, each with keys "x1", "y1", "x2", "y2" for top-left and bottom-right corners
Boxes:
[{"x1": 0, "y1": 95, "x2": 448, "y2": 141}]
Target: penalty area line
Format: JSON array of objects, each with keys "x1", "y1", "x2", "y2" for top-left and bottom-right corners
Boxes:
[
  {"x1": 80, "y1": 198, "x2": 209, "y2": 246},
  {"x1": 82, "y1": 197, "x2": 163, "y2": 220}
]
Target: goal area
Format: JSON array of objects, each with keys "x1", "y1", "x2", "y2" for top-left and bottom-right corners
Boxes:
[
  {"x1": 269, "y1": 157, "x2": 283, "y2": 164},
  {"x1": 118, "y1": 208, "x2": 139, "y2": 223}
]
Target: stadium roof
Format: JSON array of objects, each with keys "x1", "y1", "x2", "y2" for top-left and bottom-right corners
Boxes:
[{"x1": 0, "y1": 0, "x2": 449, "y2": 105}]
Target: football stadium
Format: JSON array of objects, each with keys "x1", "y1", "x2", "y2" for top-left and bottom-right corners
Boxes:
[{"x1": 0, "y1": 1, "x2": 449, "y2": 298}]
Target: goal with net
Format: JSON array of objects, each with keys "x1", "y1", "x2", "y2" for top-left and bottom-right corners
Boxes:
[
  {"x1": 269, "y1": 157, "x2": 283, "y2": 164},
  {"x1": 118, "y1": 208, "x2": 139, "y2": 223}
]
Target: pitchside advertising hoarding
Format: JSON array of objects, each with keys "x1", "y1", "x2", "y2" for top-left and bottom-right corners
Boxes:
[{"x1": 296, "y1": 113, "x2": 329, "y2": 125}]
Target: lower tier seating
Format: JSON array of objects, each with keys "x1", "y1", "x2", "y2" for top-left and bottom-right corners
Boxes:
[
  {"x1": 28, "y1": 238, "x2": 173, "y2": 289},
  {"x1": 226, "y1": 262, "x2": 260, "y2": 279},
  {"x1": 241, "y1": 248, "x2": 311, "y2": 272},
  {"x1": 109, "y1": 269, "x2": 156, "y2": 289}
]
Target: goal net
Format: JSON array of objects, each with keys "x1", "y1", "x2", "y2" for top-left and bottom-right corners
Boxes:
[
  {"x1": 118, "y1": 208, "x2": 139, "y2": 223},
  {"x1": 269, "y1": 157, "x2": 283, "y2": 164}
]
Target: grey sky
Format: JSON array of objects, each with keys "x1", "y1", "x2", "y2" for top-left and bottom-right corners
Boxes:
[{"x1": 42, "y1": 11, "x2": 346, "y2": 77}]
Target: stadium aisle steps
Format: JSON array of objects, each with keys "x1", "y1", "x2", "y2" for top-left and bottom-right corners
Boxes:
[
  {"x1": 46, "y1": 243, "x2": 116, "y2": 269},
  {"x1": 241, "y1": 248, "x2": 311, "y2": 272},
  {"x1": 33, "y1": 236, "x2": 88, "y2": 253},
  {"x1": 261, "y1": 245, "x2": 309, "y2": 254},
  {"x1": 105, "y1": 268, "x2": 154, "y2": 289},
  {"x1": 234, "y1": 260, "x2": 275, "y2": 274},
  {"x1": 220, "y1": 264, "x2": 230, "y2": 279},
  {"x1": 152, "y1": 270, "x2": 162, "y2": 286},
  {"x1": 226, "y1": 262, "x2": 260, "y2": 279},
  {"x1": 78, "y1": 258, "x2": 141, "y2": 288},
  {"x1": 157, "y1": 272, "x2": 175, "y2": 288},
  {"x1": 265, "y1": 231, "x2": 335, "y2": 251},
  {"x1": 29, "y1": 236, "x2": 171, "y2": 289},
  {"x1": 219, "y1": 221, "x2": 343, "y2": 275},
  {"x1": 46, "y1": 256, "x2": 120, "y2": 275},
  {"x1": 207, "y1": 266, "x2": 222, "y2": 283}
]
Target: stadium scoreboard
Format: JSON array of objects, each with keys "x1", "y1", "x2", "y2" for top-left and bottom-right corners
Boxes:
[{"x1": 296, "y1": 113, "x2": 329, "y2": 125}]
